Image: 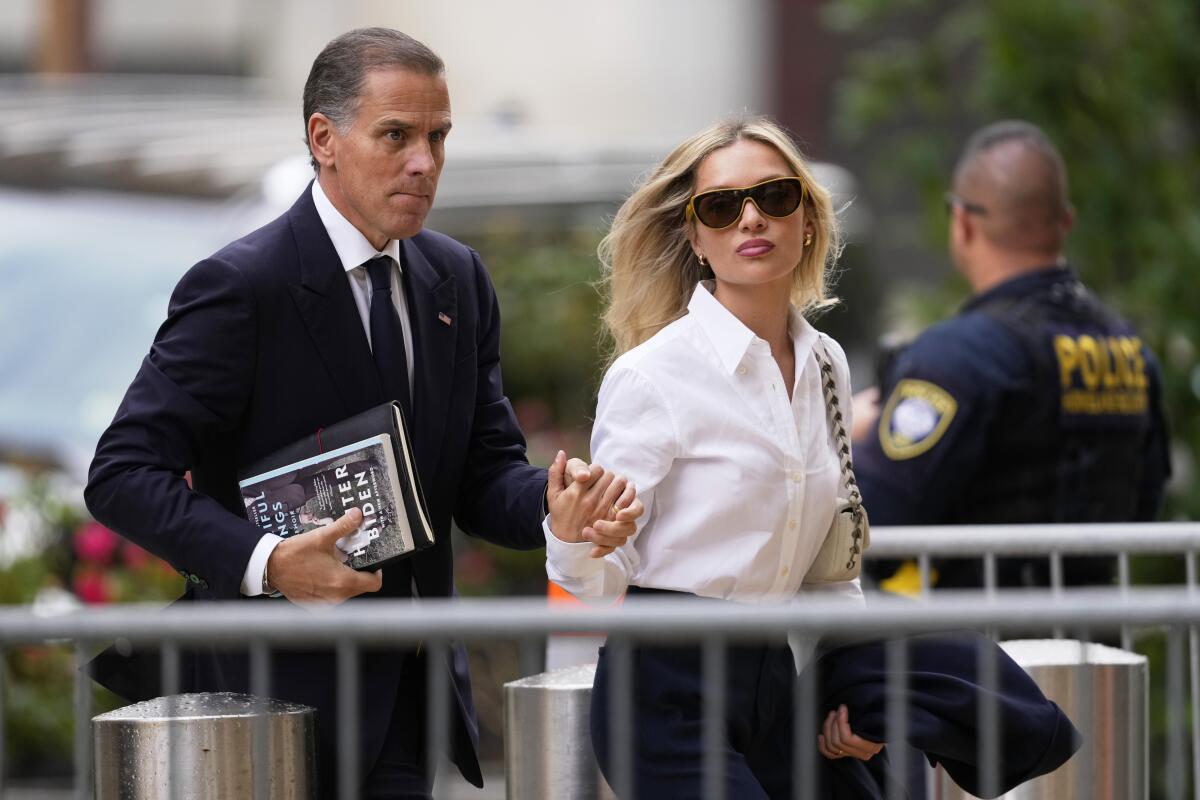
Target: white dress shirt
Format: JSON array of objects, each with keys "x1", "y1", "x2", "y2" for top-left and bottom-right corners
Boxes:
[
  {"x1": 546, "y1": 282, "x2": 864, "y2": 613},
  {"x1": 239, "y1": 180, "x2": 416, "y2": 596}
]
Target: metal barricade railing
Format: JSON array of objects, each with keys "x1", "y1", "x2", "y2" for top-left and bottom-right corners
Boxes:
[
  {"x1": 0, "y1": 589, "x2": 1197, "y2": 799},
  {"x1": 867, "y1": 520, "x2": 1200, "y2": 800},
  {"x1": 1, "y1": 520, "x2": 1198, "y2": 799},
  {"x1": 867, "y1": 521, "x2": 1200, "y2": 598}
]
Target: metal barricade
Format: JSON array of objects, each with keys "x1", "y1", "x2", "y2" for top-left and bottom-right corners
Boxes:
[
  {"x1": 867, "y1": 520, "x2": 1200, "y2": 800},
  {"x1": 866, "y1": 522, "x2": 1200, "y2": 600},
  {"x1": 1, "y1": 519, "x2": 1199, "y2": 800}
]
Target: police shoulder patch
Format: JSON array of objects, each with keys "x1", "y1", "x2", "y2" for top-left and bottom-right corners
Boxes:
[{"x1": 878, "y1": 379, "x2": 958, "y2": 460}]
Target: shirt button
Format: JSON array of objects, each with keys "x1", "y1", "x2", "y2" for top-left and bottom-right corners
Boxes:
[
  {"x1": 781, "y1": 566, "x2": 790, "y2": 576},
  {"x1": 737, "y1": 366, "x2": 747, "y2": 375},
  {"x1": 787, "y1": 520, "x2": 797, "y2": 529},
  {"x1": 791, "y1": 472, "x2": 802, "y2": 482}
]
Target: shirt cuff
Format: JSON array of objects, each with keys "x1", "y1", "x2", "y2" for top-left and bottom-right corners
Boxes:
[
  {"x1": 798, "y1": 576, "x2": 866, "y2": 605},
  {"x1": 543, "y1": 515, "x2": 604, "y2": 578},
  {"x1": 240, "y1": 534, "x2": 284, "y2": 596}
]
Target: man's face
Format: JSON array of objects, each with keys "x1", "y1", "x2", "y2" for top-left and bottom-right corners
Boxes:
[{"x1": 312, "y1": 68, "x2": 451, "y2": 247}]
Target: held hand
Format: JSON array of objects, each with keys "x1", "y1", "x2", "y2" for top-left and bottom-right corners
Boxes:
[
  {"x1": 547, "y1": 450, "x2": 601, "y2": 515},
  {"x1": 817, "y1": 704, "x2": 884, "y2": 761},
  {"x1": 562, "y1": 456, "x2": 593, "y2": 488},
  {"x1": 265, "y1": 508, "x2": 383, "y2": 604},
  {"x1": 588, "y1": 484, "x2": 644, "y2": 559},
  {"x1": 547, "y1": 450, "x2": 642, "y2": 557},
  {"x1": 851, "y1": 387, "x2": 881, "y2": 443}
]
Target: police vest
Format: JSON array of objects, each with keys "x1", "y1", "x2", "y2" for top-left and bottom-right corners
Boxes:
[{"x1": 953, "y1": 276, "x2": 1153, "y2": 533}]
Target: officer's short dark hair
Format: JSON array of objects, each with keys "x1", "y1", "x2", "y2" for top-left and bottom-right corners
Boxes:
[
  {"x1": 954, "y1": 121, "x2": 1067, "y2": 197},
  {"x1": 953, "y1": 121, "x2": 1070, "y2": 252},
  {"x1": 302, "y1": 28, "x2": 445, "y2": 172}
]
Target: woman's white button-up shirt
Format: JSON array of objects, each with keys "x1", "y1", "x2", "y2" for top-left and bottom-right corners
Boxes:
[{"x1": 546, "y1": 282, "x2": 863, "y2": 607}]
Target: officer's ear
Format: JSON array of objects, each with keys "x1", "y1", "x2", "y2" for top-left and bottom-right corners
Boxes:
[
  {"x1": 1061, "y1": 204, "x2": 1075, "y2": 235},
  {"x1": 950, "y1": 204, "x2": 973, "y2": 248}
]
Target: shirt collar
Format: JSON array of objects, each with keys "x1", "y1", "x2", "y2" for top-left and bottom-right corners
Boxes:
[
  {"x1": 961, "y1": 263, "x2": 1075, "y2": 313},
  {"x1": 311, "y1": 179, "x2": 402, "y2": 273},
  {"x1": 686, "y1": 281, "x2": 818, "y2": 374}
]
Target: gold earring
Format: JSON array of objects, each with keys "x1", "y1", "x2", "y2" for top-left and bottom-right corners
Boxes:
[
  {"x1": 697, "y1": 253, "x2": 707, "y2": 265},
  {"x1": 804, "y1": 233, "x2": 814, "y2": 247}
]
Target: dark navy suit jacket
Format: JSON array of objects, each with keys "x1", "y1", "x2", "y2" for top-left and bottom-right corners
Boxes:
[{"x1": 84, "y1": 184, "x2": 548, "y2": 788}]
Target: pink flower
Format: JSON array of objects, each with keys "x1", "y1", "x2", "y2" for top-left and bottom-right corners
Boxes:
[
  {"x1": 121, "y1": 542, "x2": 151, "y2": 570},
  {"x1": 19, "y1": 645, "x2": 47, "y2": 664},
  {"x1": 73, "y1": 568, "x2": 114, "y2": 604},
  {"x1": 456, "y1": 548, "x2": 495, "y2": 588},
  {"x1": 514, "y1": 399, "x2": 553, "y2": 432},
  {"x1": 74, "y1": 522, "x2": 120, "y2": 564}
]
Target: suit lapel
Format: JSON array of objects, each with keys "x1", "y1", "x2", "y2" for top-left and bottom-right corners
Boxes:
[
  {"x1": 400, "y1": 236, "x2": 457, "y2": 484},
  {"x1": 287, "y1": 186, "x2": 382, "y2": 416}
]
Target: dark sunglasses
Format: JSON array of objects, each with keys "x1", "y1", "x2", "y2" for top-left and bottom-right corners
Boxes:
[{"x1": 686, "y1": 177, "x2": 806, "y2": 229}]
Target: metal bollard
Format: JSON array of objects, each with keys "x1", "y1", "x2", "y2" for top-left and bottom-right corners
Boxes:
[
  {"x1": 93, "y1": 692, "x2": 316, "y2": 799},
  {"x1": 504, "y1": 664, "x2": 615, "y2": 800},
  {"x1": 939, "y1": 639, "x2": 1147, "y2": 800}
]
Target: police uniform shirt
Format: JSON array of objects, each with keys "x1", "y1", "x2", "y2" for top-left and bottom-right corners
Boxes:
[
  {"x1": 855, "y1": 266, "x2": 1170, "y2": 530},
  {"x1": 545, "y1": 281, "x2": 864, "y2": 609}
]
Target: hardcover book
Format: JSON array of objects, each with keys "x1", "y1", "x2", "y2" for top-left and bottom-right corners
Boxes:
[{"x1": 237, "y1": 401, "x2": 434, "y2": 571}]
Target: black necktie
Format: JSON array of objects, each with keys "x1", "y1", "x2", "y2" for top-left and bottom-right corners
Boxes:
[{"x1": 365, "y1": 256, "x2": 413, "y2": 421}]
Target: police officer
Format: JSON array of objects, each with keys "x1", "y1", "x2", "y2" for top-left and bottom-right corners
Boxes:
[{"x1": 853, "y1": 120, "x2": 1171, "y2": 591}]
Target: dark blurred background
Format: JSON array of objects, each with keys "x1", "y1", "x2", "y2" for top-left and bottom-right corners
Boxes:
[{"x1": 0, "y1": 0, "x2": 1196, "y2": 794}]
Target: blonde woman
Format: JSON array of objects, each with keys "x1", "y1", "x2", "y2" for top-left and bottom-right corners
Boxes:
[
  {"x1": 544, "y1": 116, "x2": 880, "y2": 795},
  {"x1": 546, "y1": 118, "x2": 1080, "y2": 798}
]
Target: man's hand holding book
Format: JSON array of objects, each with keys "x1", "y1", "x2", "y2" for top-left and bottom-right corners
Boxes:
[{"x1": 264, "y1": 508, "x2": 383, "y2": 603}]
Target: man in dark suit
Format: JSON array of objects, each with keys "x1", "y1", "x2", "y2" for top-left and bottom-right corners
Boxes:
[{"x1": 84, "y1": 27, "x2": 641, "y2": 799}]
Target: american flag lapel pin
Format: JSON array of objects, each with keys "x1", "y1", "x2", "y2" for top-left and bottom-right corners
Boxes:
[{"x1": 438, "y1": 312, "x2": 453, "y2": 326}]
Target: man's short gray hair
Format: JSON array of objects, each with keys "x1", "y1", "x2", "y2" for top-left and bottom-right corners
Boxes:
[{"x1": 302, "y1": 28, "x2": 444, "y2": 171}]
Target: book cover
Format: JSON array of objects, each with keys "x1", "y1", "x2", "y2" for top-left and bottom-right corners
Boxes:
[{"x1": 239, "y1": 433, "x2": 415, "y2": 570}]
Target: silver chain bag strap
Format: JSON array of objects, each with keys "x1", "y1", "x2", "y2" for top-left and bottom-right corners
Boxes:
[{"x1": 804, "y1": 336, "x2": 870, "y2": 583}]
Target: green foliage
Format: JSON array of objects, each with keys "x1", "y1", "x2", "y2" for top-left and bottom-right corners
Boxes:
[
  {"x1": 0, "y1": 555, "x2": 51, "y2": 605},
  {"x1": 459, "y1": 225, "x2": 608, "y2": 430},
  {"x1": 3, "y1": 646, "x2": 76, "y2": 777},
  {"x1": 447, "y1": 225, "x2": 610, "y2": 597},
  {"x1": 827, "y1": 0, "x2": 1200, "y2": 519}
]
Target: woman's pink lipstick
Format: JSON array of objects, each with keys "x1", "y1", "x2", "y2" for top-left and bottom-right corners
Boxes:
[{"x1": 736, "y1": 239, "x2": 774, "y2": 257}]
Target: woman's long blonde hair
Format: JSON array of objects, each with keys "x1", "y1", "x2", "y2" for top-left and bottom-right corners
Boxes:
[{"x1": 598, "y1": 116, "x2": 841, "y2": 363}]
